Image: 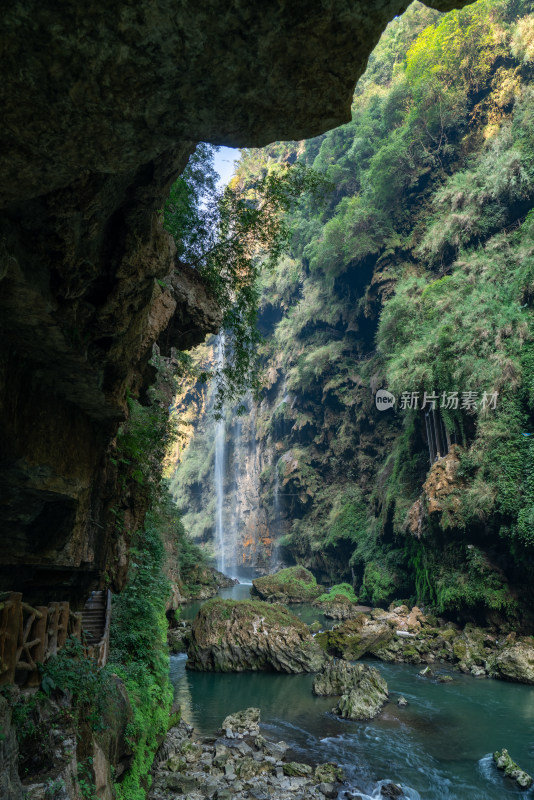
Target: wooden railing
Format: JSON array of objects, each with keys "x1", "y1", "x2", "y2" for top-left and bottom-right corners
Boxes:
[{"x1": 0, "y1": 590, "x2": 111, "y2": 688}]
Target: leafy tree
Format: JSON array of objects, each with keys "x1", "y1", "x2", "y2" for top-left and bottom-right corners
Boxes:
[{"x1": 165, "y1": 150, "x2": 328, "y2": 411}]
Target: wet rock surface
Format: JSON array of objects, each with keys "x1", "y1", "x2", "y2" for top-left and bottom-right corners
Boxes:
[
  {"x1": 187, "y1": 598, "x2": 326, "y2": 673},
  {"x1": 494, "y1": 748, "x2": 533, "y2": 789},
  {"x1": 149, "y1": 710, "x2": 345, "y2": 800},
  {"x1": 313, "y1": 661, "x2": 389, "y2": 721}
]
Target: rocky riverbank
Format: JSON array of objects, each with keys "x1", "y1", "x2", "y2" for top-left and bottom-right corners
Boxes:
[
  {"x1": 316, "y1": 604, "x2": 534, "y2": 684},
  {"x1": 149, "y1": 708, "x2": 345, "y2": 800}
]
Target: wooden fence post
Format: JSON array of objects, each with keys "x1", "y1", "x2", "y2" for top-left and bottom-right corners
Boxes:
[
  {"x1": 26, "y1": 606, "x2": 48, "y2": 688},
  {"x1": 0, "y1": 593, "x2": 22, "y2": 686}
]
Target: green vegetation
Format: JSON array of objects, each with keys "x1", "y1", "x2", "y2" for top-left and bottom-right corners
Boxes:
[
  {"x1": 316, "y1": 583, "x2": 358, "y2": 603},
  {"x1": 165, "y1": 148, "x2": 328, "y2": 411},
  {"x1": 108, "y1": 503, "x2": 174, "y2": 800},
  {"x1": 39, "y1": 637, "x2": 115, "y2": 732}
]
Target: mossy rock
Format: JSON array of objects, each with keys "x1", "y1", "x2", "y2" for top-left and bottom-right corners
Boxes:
[
  {"x1": 494, "y1": 749, "x2": 533, "y2": 789},
  {"x1": 283, "y1": 761, "x2": 313, "y2": 777},
  {"x1": 187, "y1": 599, "x2": 325, "y2": 673},
  {"x1": 251, "y1": 566, "x2": 323, "y2": 603}
]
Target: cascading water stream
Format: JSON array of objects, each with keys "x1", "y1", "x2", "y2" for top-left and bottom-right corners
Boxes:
[{"x1": 214, "y1": 334, "x2": 226, "y2": 574}]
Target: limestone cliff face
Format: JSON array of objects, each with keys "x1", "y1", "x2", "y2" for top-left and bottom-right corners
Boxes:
[{"x1": 0, "y1": 0, "x2": 469, "y2": 602}]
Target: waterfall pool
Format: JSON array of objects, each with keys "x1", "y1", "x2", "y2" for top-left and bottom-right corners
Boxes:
[{"x1": 171, "y1": 585, "x2": 534, "y2": 799}]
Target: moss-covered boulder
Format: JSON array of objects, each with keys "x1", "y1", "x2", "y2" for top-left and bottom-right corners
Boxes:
[
  {"x1": 494, "y1": 748, "x2": 533, "y2": 789},
  {"x1": 251, "y1": 566, "x2": 323, "y2": 603},
  {"x1": 313, "y1": 660, "x2": 388, "y2": 721},
  {"x1": 187, "y1": 599, "x2": 326, "y2": 672}
]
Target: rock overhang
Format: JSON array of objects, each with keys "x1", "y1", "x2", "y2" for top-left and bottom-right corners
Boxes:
[{"x1": 2, "y1": 0, "x2": 470, "y2": 206}]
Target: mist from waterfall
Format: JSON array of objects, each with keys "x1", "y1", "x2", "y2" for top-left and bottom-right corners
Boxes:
[{"x1": 214, "y1": 334, "x2": 226, "y2": 574}]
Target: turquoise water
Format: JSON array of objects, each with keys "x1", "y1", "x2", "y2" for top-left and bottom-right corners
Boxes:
[{"x1": 171, "y1": 585, "x2": 534, "y2": 799}]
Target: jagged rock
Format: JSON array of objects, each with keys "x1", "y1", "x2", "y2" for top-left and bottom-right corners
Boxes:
[
  {"x1": 251, "y1": 566, "x2": 323, "y2": 604},
  {"x1": 489, "y1": 640, "x2": 534, "y2": 684},
  {"x1": 221, "y1": 708, "x2": 260, "y2": 738},
  {"x1": 313, "y1": 661, "x2": 388, "y2": 721},
  {"x1": 419, "y1": 666, "x2": 433, "y2": 677},
  {"x1": 187, "y1": 599, "x2": 326, "y2": 673},
  {"x1": 494, "y1": 749, "x2": 533, "y2": 789},
  {"x1": 236, "y1": 756, "x2": 274, "y2": 780},
  {"x1": 1, "y1": 0, "x2": 468, "y2": 206},
  {"x1": 407, "y1": 446, "x2": 463, "y2": 533},
  {"x1": 397, "y1": 696, "x2": 409, "y2": 707},
  {"x1": 168, "y1": 567, "x2": 237, "y2": 609}
]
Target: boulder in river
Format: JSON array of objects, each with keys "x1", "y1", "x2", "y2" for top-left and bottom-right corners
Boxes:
[
  {"x1": 489, "y1": 639, "x2": 534, "y2": 684},
  {"x1": 313, "y1": 660, "x2": 388, "y2": 720},
  {"x1": 251, "y1": 566, "x2": 323, "y2": 603},
  {"x1": 187, "y1": 598, "x2": 326, "y2": 672},
  {"x1": 221, "y1": 708, "x2": 260, "y2": 738},
  {"x1": 493, "y1": 748, "x2": 533, "y2": 789}
]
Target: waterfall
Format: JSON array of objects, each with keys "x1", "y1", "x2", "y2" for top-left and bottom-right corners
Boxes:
[{"x1": 214, "y1": 334, "x2": 226, "y2": 574}]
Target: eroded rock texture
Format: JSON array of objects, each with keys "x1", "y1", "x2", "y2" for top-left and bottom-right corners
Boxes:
[
  {"x1": 187, "y1": 598, "x2": 326, "y2": 672},
  {"x1": 0, "y1": 0, "x2": 469, "y2": 602}
]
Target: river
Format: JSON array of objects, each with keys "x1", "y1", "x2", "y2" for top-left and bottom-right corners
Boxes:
[{"x1": 170, "y1": 583, "x2": 534, "y2": 799}]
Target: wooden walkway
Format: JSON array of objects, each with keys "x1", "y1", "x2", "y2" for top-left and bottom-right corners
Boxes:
[{"x1": 0, "y1": 589, "x2": 111, "y2": 688}]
